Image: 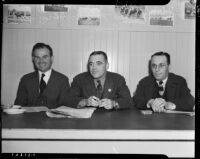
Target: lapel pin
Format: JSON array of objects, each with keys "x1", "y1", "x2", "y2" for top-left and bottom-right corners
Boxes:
[{"x1": 108, "y1": 89, "x2": 112, "y2": 92}]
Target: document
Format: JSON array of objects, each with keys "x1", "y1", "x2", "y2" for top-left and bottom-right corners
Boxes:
[
  {"x1": 164, "y1": 110, "x2": 195, "y2": 116},
  {"x1": 140, "y1": 109, "x2": 195, "y2": 116},
  {"x1": 22, "y1": 106, "x2": 49, "y2": 112},
  {"x1": 46, "y1": 106, "x2": 96, "y2": 118}
]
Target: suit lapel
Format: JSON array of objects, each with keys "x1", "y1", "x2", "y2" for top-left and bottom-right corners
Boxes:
[
  {"x1": 32, "y1": 71, "x2": 40, "y2": 95},
  {"x1": 42, "y1": 69, "x2": 55, "y2": 95},
  {"x1": 85, "y1": 73, "x2": 96, "y2": 96},
  {"x1": 102, "y1": 73, "x2": 113, "y2": 98},
  {"x1": 146, "y1": 78, "x2": 158, "y2": 99},
  {"x1": 166, "y1": 74, "x2": 176, "y2": 100}
]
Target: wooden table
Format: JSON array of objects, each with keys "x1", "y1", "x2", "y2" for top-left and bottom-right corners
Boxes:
[{"x1": 2, "y1": 108, "x2": 195, "y2": 157}]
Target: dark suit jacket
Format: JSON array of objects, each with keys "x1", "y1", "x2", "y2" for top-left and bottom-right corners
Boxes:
[
  {"x1": 14, "y1": 69, "x2": 70, "y2": 109},
  {"x1": 67, "y1": 71, "x2": 132, "y2": 109},
  {"x1": 133, "y1": 73, "x2": 195, "y2": 111}
]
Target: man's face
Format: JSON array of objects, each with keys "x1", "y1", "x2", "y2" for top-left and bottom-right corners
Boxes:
[
  {"x1": 32, "y1": 48, "x2": 53, "y2": 73},
  {"x1": 151, "y1": 55, "x2": 169, "y2": 81},
  {"x1": 88, "y1": 54, "x2": 108, "y2": 79}
]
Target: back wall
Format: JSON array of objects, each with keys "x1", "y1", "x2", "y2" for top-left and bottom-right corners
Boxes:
[{"x1": 1, "y1": 1, "x2": 195, "y2": 106}]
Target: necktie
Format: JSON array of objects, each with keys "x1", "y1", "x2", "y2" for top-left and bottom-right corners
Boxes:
[
  {"x1": 96, "y1": 80, "x2": 103, "y2": 99},
  {"x1": 40, "y1": 74, "x2": 46, "y2": 94},
  {"x1": 158, "y1": 81, "x2": 164, "y2": 95}
]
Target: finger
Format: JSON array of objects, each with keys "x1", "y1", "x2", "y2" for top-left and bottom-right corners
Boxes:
[
  {"x1": 151, "y1": 105, "x2": 157, "y2": 112},
  {"x1": 104, "y1": 104, "x2": 112, "y2": 110},
  {"x1": 92, "y1": 96, "x2": 100, "y2": 101},
  {"x1": 91, "y1": 100, "x2": 99, "y2": 106}
]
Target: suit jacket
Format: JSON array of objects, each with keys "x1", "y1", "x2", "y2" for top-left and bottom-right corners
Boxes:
[
  {"x1": 133, "y1": 73, "x2": 195, "y2": 111},
  {"x1": 67, "y1": 71, "x2": 133, "y2": 109},
  {"x1": 14, "y1": 69, "x2": 70, "y2": 109}
]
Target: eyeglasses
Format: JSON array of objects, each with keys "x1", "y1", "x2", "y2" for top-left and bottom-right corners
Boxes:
[
  {"x1": 151, "y1": 63, "x2": 167, "y2": 70},
  {"x1": 33, "y1": 55, "x2": 51, "y2": 62}
]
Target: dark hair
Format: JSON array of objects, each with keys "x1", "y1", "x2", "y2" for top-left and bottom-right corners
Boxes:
[
  {"x1": 32, "y1": 43, "x2": 53, "y2": 57},
  {"x1": 89, "y1": 51, "x2": 108, "y2": 62},
  {"x1": 151, "y1": 51, "x2": 170, "y2": 65}
]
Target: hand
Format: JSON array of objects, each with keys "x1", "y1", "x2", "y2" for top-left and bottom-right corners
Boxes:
[
  {"x1": 146, "y1": 99, "x2": 154, "y2": 108},
  {"x1": 164, "y1": 102, "x2": 176, "y2": 110},
  {"x1": 151, "y1": 98, "x2": 166, "y2": 113},
  {"x1": 87, "y1": 96, "x2": 100, "y2": 107},
  {"x1": 99, "y1": 98, "x2": 114, "y2": 109}
]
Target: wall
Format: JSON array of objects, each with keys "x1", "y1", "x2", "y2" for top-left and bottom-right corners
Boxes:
[{"x1": 1, "y1": 0, "x2": 195, "y2": 106}]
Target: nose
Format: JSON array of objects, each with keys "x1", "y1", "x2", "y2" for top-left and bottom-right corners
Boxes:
[
  {"x1": 38, "y1": 57, "x2": 45, "y2": 63},
  {"x1": 155, "y1": 65, "x2": 160, "y2": 72}
]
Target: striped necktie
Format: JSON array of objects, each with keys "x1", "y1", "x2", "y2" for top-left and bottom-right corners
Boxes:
[
  {"x1": 96, "y1": 80, "x2": 103, "y2": 99},
  {"x1": 40, "y1": 73, "x2": 46, "y2": 94}
]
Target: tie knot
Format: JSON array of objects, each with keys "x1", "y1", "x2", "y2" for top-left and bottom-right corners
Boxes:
[
  {"x1": 97, "y1": 80, "x2": 101, "y2": 84},
  {"x1": 97, "y1": 80, "x2": 102, "y2": 90},
  {"x1": 41, "y1": 73, "x2": 45, "y2": 79},
  {"x1": 159, "y1": 81, "x2": 163, "y2": 85}
]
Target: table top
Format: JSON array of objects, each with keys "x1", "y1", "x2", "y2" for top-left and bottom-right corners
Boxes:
[{"x1": 2, "y1": 108, "x2": 195, "y2": 130}]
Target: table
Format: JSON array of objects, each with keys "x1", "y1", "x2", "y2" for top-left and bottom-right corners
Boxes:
[{"x1": 2, "y1": 108, "x2": 195, "y2": 157}]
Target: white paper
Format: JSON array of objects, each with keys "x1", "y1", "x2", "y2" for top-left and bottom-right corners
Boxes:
[
  {"x1": 164, "y1": 110, "x2": 195, "y2": 116},
  {"x1": 47, "y1": 106, "x2": 96, "y2": 118},
  {"x1": 22, "y1": 106, "x2": 49, "y2": 112}
]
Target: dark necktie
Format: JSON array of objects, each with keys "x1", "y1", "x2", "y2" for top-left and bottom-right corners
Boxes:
[
  {"x1": 96, "y1": 80, "x2": 103, "y2": 99},
  {"x1": 158, "y1": 81, "x2": 164, "y2": 95},
  {"x1": 40, "y1": 74, "x2": 46, "y2": 94}
]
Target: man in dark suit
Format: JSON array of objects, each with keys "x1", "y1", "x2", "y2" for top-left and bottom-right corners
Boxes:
[
  {"x1": 14, "y1": 43, "x2": 70, "y2": 109},
  {"x1": 133, "y1": 52, "x2": 194, "y2": 112},
  {"x1": 68, "y1": 51, "x2": 132, "y2": 110}
]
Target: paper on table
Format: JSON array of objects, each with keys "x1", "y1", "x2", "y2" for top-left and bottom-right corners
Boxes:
[
  {"x1": 22, "y1": 106, "x2": 49, "y2": 112},
  {"x1": 46, "y1": 110, "x2": 70, "y2": 118},
  {"x1": 47, "y1": 106, "x2": 96, "y2": 118},
  {"x1": 164, "y1": 110, "x2": 195, "y2": 116}
]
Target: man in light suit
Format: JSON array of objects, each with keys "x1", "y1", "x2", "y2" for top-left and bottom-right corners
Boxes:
[
  {"x1": 133, "y1": 51, "x2": 194, "y2": 112},
  {"x1": 68, "y1": 51, "x2": 132, "y2": 110},
  {"x1": 14, "y1": 43, "x2": 70, "y2": 109}
]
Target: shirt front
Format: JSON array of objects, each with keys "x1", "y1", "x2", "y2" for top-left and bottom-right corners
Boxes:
[
  {"x1": 156, "y1": 77, "x2": 168, "y2": 92},
  {"x1": 38, "y1": 69, "x2": 52, "y2": 85},
  {"x1": 94, "y1": 74, "x2": 106, "y2": 91}
]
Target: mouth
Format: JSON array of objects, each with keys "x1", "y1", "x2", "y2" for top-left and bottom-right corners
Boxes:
[
  {"x1": 155, "y1": 73, "x2": 162, "y2": 77},
  {"x1": 92, "y1": 71, "x2": 98, "y2": 74}
]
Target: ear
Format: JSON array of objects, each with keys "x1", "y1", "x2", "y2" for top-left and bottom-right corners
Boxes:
[
  {"x1": 168, "y1": 64, "x2": 172, "y2": 72},
  {"x1": 51, "y1": 56, "x2": 54, "y2": 62},
  {"x1": 106, "y1": 62, "x2": 109, "y2": 70}
]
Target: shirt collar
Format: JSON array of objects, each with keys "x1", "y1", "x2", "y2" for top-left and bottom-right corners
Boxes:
[
  {"x1": 38, "y1": 69, "x2": 52, "y2": 83},
  {"x1": 94, "y1": 73, "x2": 107, "y2": 88},
  {"x1": 156, "y1": 76, "x2": 168, "y2": 87}
]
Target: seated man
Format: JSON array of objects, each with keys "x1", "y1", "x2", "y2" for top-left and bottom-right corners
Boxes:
[
  {"x1": 68, "y1": 51, "x2": 132, "y2": 110},
  {"x1": 133, "y1": 51, "x2": 194, "y2": 112},
  {"x1": 14, "y1": 43, "x2": 70, "y2": 108}
]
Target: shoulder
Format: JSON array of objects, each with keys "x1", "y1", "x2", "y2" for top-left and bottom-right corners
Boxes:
[
  {"x1": 52, "y1": 70, "x2": 69, "y2": 80},
  {"x1": 107, "y1": 72, "x2": 125, "y2": 80},
  {"x1": 138, "y1": 75, "x2": 154, "y2": 85},
  {"x1": 21, "y1": 71, "x2": 37, "y2": 80},
  {"x1": 168, "y1": 73, "x2": 186, "y2": 83},
  {"x1": 73, "y1": 72, "x2": 90, "y2": 81}
]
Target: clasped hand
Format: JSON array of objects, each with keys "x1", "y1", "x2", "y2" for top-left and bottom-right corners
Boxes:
[
  {"x1": 87, "y1": 96, "x2": 114, "y2": 109},
  {"x1": 147, "y1": 98, "x2": 167, "y2": 112}
]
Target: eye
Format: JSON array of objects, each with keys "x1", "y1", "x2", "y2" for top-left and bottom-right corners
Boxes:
[
  {"x1": 43, "y1": 55, "x2": 49, "y2": 59},
  {"x1": 159, "y1": 63, "x2": 166, "y2": 68},
  {"x1": 97, "y1": 61, "x2": 103, "y2": 65},
  {"x1": 151, "y1": 64, "x2": 156, "y2": 68}
]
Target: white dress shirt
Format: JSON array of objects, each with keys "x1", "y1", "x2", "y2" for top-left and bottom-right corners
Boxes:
[{"x1": 38, "y1": 69, "x2": 52, "y2": 85}]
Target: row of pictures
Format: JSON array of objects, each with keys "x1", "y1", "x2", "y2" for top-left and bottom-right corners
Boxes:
[{"x1": 5, "y1": 2, "x2": 195, "y2": 26}]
